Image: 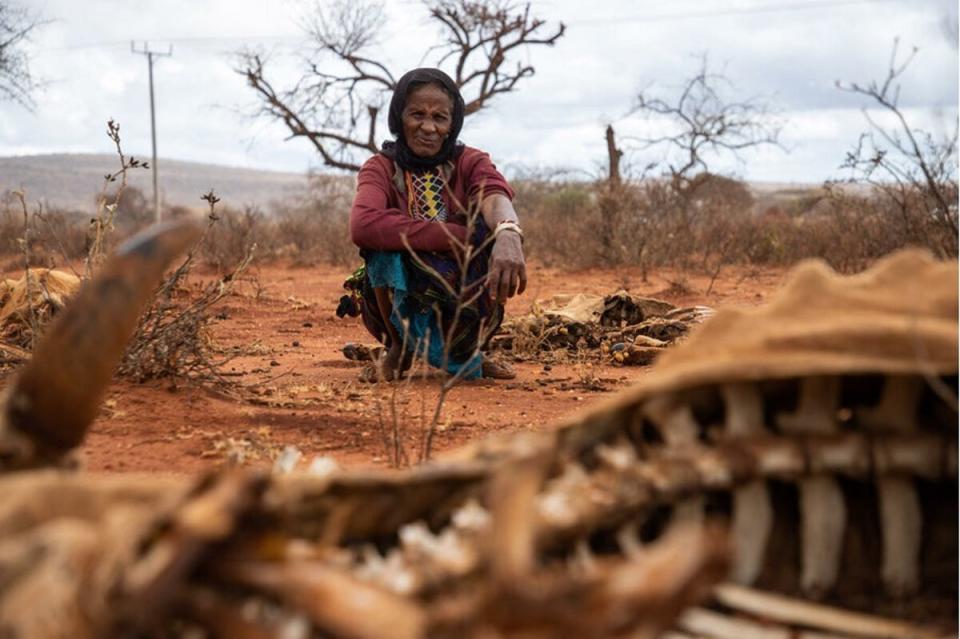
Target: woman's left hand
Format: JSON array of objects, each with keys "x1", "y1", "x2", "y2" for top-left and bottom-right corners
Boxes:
[{"x1": 488, "y1": 232, "x2": 527, "y2": 303}]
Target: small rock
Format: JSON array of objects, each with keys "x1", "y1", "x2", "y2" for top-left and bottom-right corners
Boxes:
[
  {"x1": 292, "y1": 340, "x2": 300, "y2": 347},
  {"x1": 270, "y1": 360, "x2": 280, "y2": 367},
  {"x1": 302, "y1": 321, "x2": 314, "y2": 328}
]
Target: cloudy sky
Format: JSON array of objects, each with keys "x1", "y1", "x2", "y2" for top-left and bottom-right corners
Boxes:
[{"x1": 2, "y1": 0, "x2": 957, "y2": 183}]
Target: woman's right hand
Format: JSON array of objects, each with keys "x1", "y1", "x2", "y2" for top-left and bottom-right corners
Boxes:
[{"x1": 487, "y1": 231, "x2": 527, "y2": 303}]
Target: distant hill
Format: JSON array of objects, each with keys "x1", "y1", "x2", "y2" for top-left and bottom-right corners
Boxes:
[{"x1": 0, "y1": 154, "x2": 310, "y2": 213}]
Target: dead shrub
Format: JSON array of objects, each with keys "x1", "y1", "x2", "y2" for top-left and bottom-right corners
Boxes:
[
  {"x1": 271, "y1": 173, "x2": 356, "y2": 266},
  {"x1": 199, "y1": 204, "x2": 275, "y2": 272},
  {"x1": 0, "y1": 193, "x2": 87, "y2": 265},
  {"x1": 513, "y1": 169, "x2": 954, "y2": 277},
  {"x1": 120, "y1": 194, "x2": 256, "y2": 384}
]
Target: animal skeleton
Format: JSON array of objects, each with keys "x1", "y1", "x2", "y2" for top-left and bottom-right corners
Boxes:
[{"x1": 0, "y1": 221, "x2": 955, "y2": 638}]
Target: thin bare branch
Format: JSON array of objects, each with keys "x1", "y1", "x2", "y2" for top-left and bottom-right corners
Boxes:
[
  {"x1": 628, "y1": 55, "x2": 784, "y2": 181},
  {"x1": 0, "y1": 1, "x2": 47, "y2": 109},
  {"x1": 236, "y1": 0, "x2": 563, "y2": 171},
  {"x1": 836, "y1": 39, "x2": 958, "y2": 256}
]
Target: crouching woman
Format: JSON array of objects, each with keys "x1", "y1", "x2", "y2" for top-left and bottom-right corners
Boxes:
[{"x1": 347, "y1": 68, "x2": 526, "y2": 382}]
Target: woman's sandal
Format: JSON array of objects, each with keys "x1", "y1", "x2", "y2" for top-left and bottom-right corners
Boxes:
[
  {"x1": 357, "y1": 362, "x2": 381, "y2": 383},
  {"x1": 481, "y1": 356, "x2": 516, "y2": 380}
]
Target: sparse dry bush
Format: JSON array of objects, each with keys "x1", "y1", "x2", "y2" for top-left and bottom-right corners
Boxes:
[
  {"x1": 0, "y1": 196, "x2": 22, "y2": 256},
  {"x1": 513, "y1": 167, "x2": 952, "y2": 278},
  {"x1": 0, "y1": 191, "x2": 87, "y2": 266},
  {"x1": 100, "y1": 184, "x2": 154, "y2": 232},
  {"x1": 513, "y1": 179, "x2": 594, "y2": 267},
  {"x1": 187, "y1": 174, "x2": 357, "y2": 269},
  {"x1": 32, "y1": 208, "x2": 89, "y2": 261},
  {"x1": 120, "y1": 193, "x2": 256, "y2": 385},
  {"x1": 271, "y1": 173, "x2": 356, "y2": 266},
  {"x1": 837, "y1": 40, "x2": 958, "y2": 258},
  {"x1": 199, "y1": 204, "x2": 274, "y2": 272}
]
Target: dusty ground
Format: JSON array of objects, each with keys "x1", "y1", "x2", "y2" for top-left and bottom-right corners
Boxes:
[{"x1": 3, "y1": 260, "x2": 788, "y2": 474}]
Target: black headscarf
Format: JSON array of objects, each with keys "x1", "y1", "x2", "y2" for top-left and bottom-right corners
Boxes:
[{"x1": 381, "y1": 68, "x2": 465, "y2": 171}]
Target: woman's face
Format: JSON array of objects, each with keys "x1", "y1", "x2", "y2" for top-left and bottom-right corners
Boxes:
[{"x1": 401, "y1": 83, "x2": 454, "y2": 158}]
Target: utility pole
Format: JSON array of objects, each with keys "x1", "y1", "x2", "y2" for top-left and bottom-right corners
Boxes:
[{"x1": 131, "y1": 41, "x2": 172, "y2": 224}]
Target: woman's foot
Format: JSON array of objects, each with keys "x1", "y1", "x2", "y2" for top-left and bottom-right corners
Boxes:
[
  {"x1": 358, "y1": 345, "x2": 411, "y2": 383},
  {"x1": 380, "y1": 344, "x2": 406, "y2": 381},
  {"x1": 481, "y1": 356, "x2": 516, "y2": 380}
]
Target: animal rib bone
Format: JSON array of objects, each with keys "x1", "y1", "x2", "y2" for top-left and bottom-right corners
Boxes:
[
  {"x1": 875, "y1": 477, "x2": 922, "y2": 596},
  {"x1": 713, "y1": 583, "x2": 944, "y2": 639},
  {"x1": 796, "y1": 475, "x2": 847, "y2": 596},
  {"x1": 730, "y1": 481, "x2": 773, "y2": 586},
  {"x1": 642, "y1": 394, "x2": 701, "y2": 445},
  {"x1": 858, "y1": 376, "x2": 925, "y2": 596},
  {"x1": 644, "y1": 395, "x2": 705, "y2": 536},
  {"x1": 0, "y1": 247, "x2": 954, "y2": 636},
  {"x1": 776, "y1": 376, "x2": 846, "y2": 596},
  {"x1": 722, "y1": 383, "x2": 774, "y2": 586}
]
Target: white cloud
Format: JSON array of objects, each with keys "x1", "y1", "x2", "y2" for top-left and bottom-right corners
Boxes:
[{"x1": 1, "y1": 0, "x2": 956, "y2": 183}]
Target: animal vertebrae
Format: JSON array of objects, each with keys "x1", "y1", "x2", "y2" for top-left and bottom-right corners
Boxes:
[{"x1": 0, "y1": 224, "x2": 954, "y2": 637}]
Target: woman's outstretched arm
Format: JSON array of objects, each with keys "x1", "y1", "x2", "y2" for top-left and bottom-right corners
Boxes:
[{"x1": 480, "y1": 193, "x2": 527, "y2": 303}]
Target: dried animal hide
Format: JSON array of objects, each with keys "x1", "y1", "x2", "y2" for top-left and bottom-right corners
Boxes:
[
  {"x1": 0, "y1": 268, "x2": 81, "y2": 350},
  {"x1": 495, "y1": 290, "x2": 712, "y2": 360},
  {"x1": 0, "y1": 233, "x2": 955, "y2": 638}
]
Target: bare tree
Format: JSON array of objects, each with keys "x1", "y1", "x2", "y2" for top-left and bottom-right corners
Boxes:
[
  {"x1": 619, "y1": 57, "x2": 782, "y2": 281},
  {"x1": 237, "y1": 0, "x2": 564, "y2": 171},
  {"x1": 837, "y1": 39, "x2": 958, "y2": 257},
  {"x1": 0, "y1": 0, "x2": 44, "y2": 109},
  {"x1": 627, "y1": 56, "x2": 784, "y2": 181}
]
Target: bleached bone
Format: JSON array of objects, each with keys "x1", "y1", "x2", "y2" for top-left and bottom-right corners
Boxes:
[
  {"x1": 644, "y1": 395, "x2": 706, "y2": 536},
  {"x1": 398, "y1": 522, "x2": 476, "y2": 578},
  {"x1": 722, "y1": 383, "x2": 774, "y2": 586},
  {"x1": 857, "y1": 375, "x2": 925, "y2": 596},
  {"x1": 730, "y1": 481, "x2": 774, "y2": 586},
  {"x1": 776, "y1": 376, "x2": 846, "y2": 596},
  {"x1": 596, "y1": 437, "x2": 639, "y2": 471},
  {"x1": 797, "y1": 476, "x2": 847, "y2": 595},
  {"x1": 875, "y1": 477, "x2": 922, "y2": 596},
  {"x1": 713, "y1": 583, "x2": 944, "y2": 639},
  {"x1": 573, "y1": 538, "x2": 597, "y2": 574},
  {"x1": 219, "y1": 560, "x2": 425, "y2": 639},
  {"x1": 451, "y1": 499, "x2": 491, "y2": 533},
  {"x1": 616, "y1": 521, "x2": 643, "y2": 558},
  {"x1": 679, "y1": 606, "x2": 787, "y2": 639},
  {"x1": 537, "y1": 462, "x2": 591, "y2": 529},
  {"x1": 642, "y1": 394, "x2": 700, "y2": 445}
]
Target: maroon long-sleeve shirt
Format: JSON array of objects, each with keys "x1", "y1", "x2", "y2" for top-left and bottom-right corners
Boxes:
[{"x1": 349, "y1": 146, "x2": 515, "y2": 252}]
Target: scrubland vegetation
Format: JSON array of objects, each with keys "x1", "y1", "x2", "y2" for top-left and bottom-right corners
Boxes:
[{"x1": 2, "y1": 168, "x2": 955, "y2": 281}]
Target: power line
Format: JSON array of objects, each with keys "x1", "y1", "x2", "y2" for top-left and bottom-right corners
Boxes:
[
  {"x1": 567, "y1": 0, "x2": 910, "y2": 25},
  {"x1": 37, "y1": 34, "x2": 305, "y2": 53},
  {"x1": 31, "y1": 0, "x2": 922, "y2": 55}
]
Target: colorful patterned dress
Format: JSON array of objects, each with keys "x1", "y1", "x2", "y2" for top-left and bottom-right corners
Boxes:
[{"x1": 342, "y1": 167, "x2": 502, "y2": 379}]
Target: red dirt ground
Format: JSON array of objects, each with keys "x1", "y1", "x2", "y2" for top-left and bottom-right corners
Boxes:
[{"x1": 3, "y1": 260, "x2": 789, "y2": 474}]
